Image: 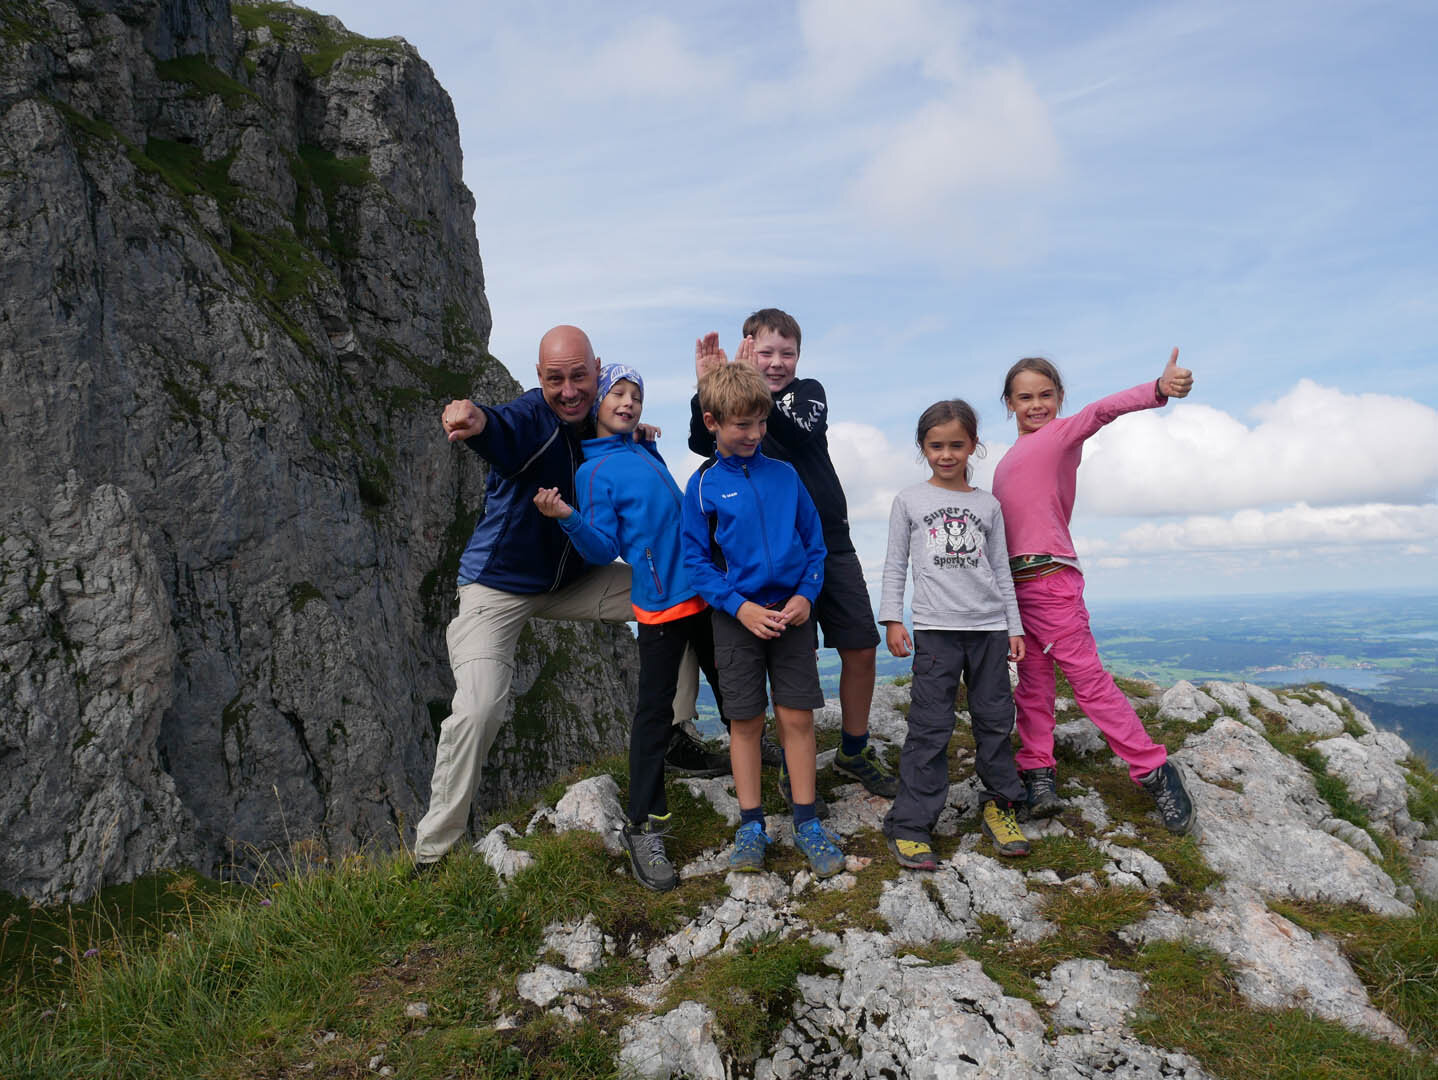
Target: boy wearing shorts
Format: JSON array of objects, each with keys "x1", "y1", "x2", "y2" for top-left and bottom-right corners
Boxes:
[
  {"x1": 681, "y1": 364, "x2": 845, "y2": 877},
  {"x1": 690, "y1": 309, "x2": 896, "y2": 800}
]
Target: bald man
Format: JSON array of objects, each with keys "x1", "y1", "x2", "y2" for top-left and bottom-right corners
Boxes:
[{"x1": 413, "y1": 326, "x2": 638, "y2": 867}]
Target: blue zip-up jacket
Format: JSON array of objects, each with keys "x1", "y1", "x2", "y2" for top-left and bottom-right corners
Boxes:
[
  {"x1": 557, "y1": 434, "x2": 701, "y2": 616},
  {"x1": 681, "y1": 449, "x2": 826, "y2": 618},
  {"x1": 456, "y1": 388, "x2": 591, "y2": 593}
]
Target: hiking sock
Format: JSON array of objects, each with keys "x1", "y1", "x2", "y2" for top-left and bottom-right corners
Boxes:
[
  {"x1": 740, "y1": 805, "x2": 765, "y2": 830},
  {"x1": 792, "y1": 801, "x2": 817, "y2": 828},
  {"x1": 840, "y1": 730, "x2": 868, "y2": 758}
]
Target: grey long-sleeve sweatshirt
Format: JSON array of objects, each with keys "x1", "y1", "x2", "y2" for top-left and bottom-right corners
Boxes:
[{"x1": 879, "y1": 482, "x2": 1023, "y2": 635}]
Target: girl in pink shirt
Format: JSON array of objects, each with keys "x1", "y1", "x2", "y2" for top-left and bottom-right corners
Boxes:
[{"x1": 990, "y1": 350, "x2": 1197, "y2": 834}]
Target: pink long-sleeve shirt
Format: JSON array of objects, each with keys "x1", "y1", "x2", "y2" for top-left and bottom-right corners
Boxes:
[{"x1": 991, "y1": 381, "x2": 1168, "y2": 562}]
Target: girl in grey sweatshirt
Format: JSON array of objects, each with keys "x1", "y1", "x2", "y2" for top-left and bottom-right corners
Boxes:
[{"x1": 879, "y1": 400, "x2": 1029, "y2": 868}]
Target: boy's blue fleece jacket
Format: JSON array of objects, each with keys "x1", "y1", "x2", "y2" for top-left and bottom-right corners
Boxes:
[
  {"x1": 557, "y1": 434, "x2": 699, "y2": 616},
  {"x1": 681, "y1": 449, "x2": 826, "y2": 617},
  {"x1": 456, "y1": 388, "x2": 591, "y2": 593}
]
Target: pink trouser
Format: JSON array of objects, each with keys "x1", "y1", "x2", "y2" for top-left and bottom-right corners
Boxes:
[{"x1": 1013, "y1": 567, "x2": 1166, "y2": 782}]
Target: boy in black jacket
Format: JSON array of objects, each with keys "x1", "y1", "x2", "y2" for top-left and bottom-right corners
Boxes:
[{"x1": 689, "y1": 309, "x2": 897, "y2": 801}]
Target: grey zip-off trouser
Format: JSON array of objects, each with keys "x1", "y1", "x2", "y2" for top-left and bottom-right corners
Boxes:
[{"x1": 884, "y1": 628, "x2": 1026, "y2": 842}]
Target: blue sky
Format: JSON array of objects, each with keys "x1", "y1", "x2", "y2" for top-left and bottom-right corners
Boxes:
[{"x1": 314, "y1": 0, "x2": 1438, "y2": 599}]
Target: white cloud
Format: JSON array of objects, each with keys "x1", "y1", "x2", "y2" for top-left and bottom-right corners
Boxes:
[
  {"x1": 849, "y1": 64, "x2": 1061, "y2": 244},
  {"x1": 789, "y1": 0, "x2": 966, "y2": 103},
  {"x1": 1073, "y1": 380, "x2": 1438, "y2": 515},
  {"x1": 827, "y1": 421, "x2": 927, "y2": 521},
  {"x1": 1112, "y1": 502, "x2": 1438, "y2": 554}
]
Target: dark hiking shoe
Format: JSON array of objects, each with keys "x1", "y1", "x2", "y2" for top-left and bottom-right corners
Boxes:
[
  {"x1": 887, "y1": 835, "x2": 938, "y2": 871},
  {"x1": 1020, "y1": 767, "x2": 1065, "y2": 820},
  {"x1": 778, "y1": 760, "x2": 830, "y2": 819},
  {"x1": 664, "y1": 724, "x2": 730, "y2": 778},
  {"x1": 1140, "y1": 761, "x2": 1196, "y2": 835},
  {"x1": 794, "y1": 819, "x2": 846, "y2": 878},
  {"x1": 621, "y1": 814, "x2": 678, "y2": 891},
  {"x1": 759, "y1": 730, "x2": 785, "y2": 769},
  {"x1": 833, "y1": 744, "x2": 899, "y2": 798},
  {"x1": 981, "y1": 801, "x2": 1031, "y2": 857}
]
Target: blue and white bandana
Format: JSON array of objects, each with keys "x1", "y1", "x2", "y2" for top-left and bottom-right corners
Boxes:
[{"x1": 594, "y1": 363, "x2": 644, "y2": 416}]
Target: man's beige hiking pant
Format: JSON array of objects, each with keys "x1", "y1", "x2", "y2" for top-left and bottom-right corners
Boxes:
[{"x1": 414, "y1": 563, "x2": 698, "y2": 862}]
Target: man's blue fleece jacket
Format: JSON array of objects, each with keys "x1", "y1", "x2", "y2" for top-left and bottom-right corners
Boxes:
[
  {"x1": 557, "y1": 434, "x2": 700, "y2": 616},
  {"x1": 680, "y1": 449, "x2": 826, "y2": 618},
  {"x1": 456, "y1": 388, "x2": 591, "y2": 593}
]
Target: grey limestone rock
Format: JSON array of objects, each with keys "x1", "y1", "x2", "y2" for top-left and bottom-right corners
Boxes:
[
  {"x1": 473, "y1": 823, "x2": 534, "y2": 882},
  {"x1": 1125, "y1": 885, "x2": 1406, "y2": 1044},
  {"x1": 1157, "y1": 680, "x2": 1221, "y2": 724},
  {"x1": 541, "y1": 913, "x2": 610, "y2": 973},
  {"x1": 1178, "y1": 720, "x2": 1410, "y2": 915},
  {"x1": 514, "y1": 963, "x2": 586, "y2": 1008},
  {"x1": 552, "y1": 774, "x2": 626, "y2": 855},
  {"x1": 1, "y1": 0, "x2": 637, "y2": 899},
  {"x1": 0, "y1": 476, "x2": 203, "y2": 901},
  {"x1": 617, "y1": 1000, "x2": 726, "y2": 1080},
  {"x1": 1037, "y1": 958, "x2": 1144, "y2": 1033}
]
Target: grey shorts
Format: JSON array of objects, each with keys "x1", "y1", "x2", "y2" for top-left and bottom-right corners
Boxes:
[
  {"x1": 813, "y1": 550, "x2": 881, "y2": 650},
  {"x1": 712, "y1": 608, "x2": 825, "y2": 719}
]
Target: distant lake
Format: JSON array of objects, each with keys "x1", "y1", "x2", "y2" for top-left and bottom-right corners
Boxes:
[{"x1": 1246, "y1": 668, "x2": 1399, "y2": 692}]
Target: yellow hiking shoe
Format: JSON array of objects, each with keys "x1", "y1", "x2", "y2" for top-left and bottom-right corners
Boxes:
[
  {"x1": 981, "y1": 801, "x2": 1031, "y2": 858},
  {"x1": 887, "y1": 835, "x2": 938, "y2": 871}
]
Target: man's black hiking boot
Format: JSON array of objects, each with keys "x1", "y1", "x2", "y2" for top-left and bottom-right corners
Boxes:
[
  {"x1": 759, "y1": 730, "x2": 785, "y2": 769},
  {"x1": 777, "y1": 760, "x2": 830, "y2": 820},
  {"x1": 1140, "y1": 761, "x2": 1196, "y2": 835},
  {"x1": 832, "y1": 744, "x2": 899, "y2": 798},
  {"x1": 620, "y1": 814, "x2": 678, "y2": 892},
  {"x1": 664, "y1": 723, "x2": 729, "y2": 778},
  {"x1": 1020, "y1": 767, "x2": 1065, "y2": 821}
]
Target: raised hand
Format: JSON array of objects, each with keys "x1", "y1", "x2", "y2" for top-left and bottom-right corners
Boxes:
[
  {"x1": 532, "y1": 487, "x2": 573, "y2": 520},
  {"x1": 734, "y1": 335, "x2": 757, "y2": 370},
  {"x1": 1158, "y1": 347, "x2": 1194, "y2": 399},
  {"x1": 442, "y1": 398, "x2": 485, "y2": 441},
  {"x1": 695, "y1": 332, "x2": 728, "y2": 383}
]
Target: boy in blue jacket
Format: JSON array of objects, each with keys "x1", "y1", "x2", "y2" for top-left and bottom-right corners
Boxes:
[
  {"x1": 681, "y1": 363, "x2": 845, "y2": 878},
  {"x1": 534, "y1": 364, "x2": 722, "y2": 891}
]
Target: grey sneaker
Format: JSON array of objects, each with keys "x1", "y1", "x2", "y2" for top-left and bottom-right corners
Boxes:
[
  {"x1": 1020, "y1": 767, "x2": 1065, "y2": 820},
  {"x1": 777, "y1": 760, "x2": 830, "y2": 820},
  {"x1": 1140, "y1": 761, "x2": 1196, "y2": 835},
  {"x1": 832, "y1": 744, "x2": 899, "y2": 798},
  {"x1": 664, "y1": 723, "x2": 730, "y2": 778},
  {"x1": 620, "y1": 814, "x2": 678, "y2": 891}
]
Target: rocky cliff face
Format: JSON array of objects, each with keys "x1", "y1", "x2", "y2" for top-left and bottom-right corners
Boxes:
[{"x1": 0, "y1": 0, "x2": 636, "y2": 902}]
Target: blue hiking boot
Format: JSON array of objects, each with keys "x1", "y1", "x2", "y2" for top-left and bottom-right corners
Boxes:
[
  {"x1": 729, "y1": 821, "x2": 772, "y2": 873},
  {"x1": 794, "y1": 818, "x2": 846, "y2": 879}
]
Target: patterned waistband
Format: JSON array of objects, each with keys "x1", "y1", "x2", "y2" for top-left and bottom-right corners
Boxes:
[{"x1": 1009, "y1": 555, "x2": 1067, "y2": 583}]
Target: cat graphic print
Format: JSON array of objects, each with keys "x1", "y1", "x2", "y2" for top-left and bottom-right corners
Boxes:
[{"x1": 924, "y1": 506, "x2": 983, "y2": 569}]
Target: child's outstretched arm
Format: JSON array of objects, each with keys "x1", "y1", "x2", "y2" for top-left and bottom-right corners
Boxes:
[
  {"x1": 1059, "y1": 347, "x2": 1193, "y2": 444},
  {"x1": 877, "y1": 493, "x2": 914, "y2": 658},
  {"x1": 535, "y1": 482, "x2": 622, "y2": 566}
]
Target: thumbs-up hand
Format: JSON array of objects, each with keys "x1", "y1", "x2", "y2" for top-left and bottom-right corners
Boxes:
[{"x1": 1158, "y1": 347, "x2": 1193, "y2": 398}]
